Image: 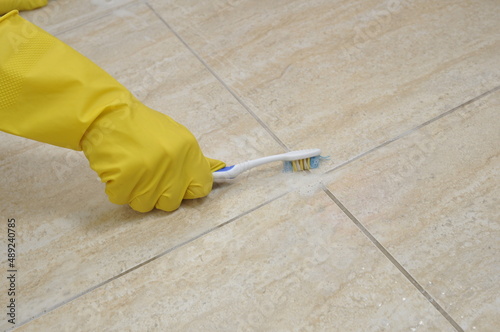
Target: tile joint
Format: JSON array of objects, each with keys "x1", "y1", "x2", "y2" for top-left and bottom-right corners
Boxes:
[
  {"x1": 325, "y1": 84, "x2": 500, "y2": 176},
  {"x1": 146, "y1": 2, "x2": 290, "y2": 152},
  {"x1": 15, "y1": 190, "x2": 291, "y2": 329},
  {"x1": 322, "y1": 186, "x2": 464, "y2": 332}
]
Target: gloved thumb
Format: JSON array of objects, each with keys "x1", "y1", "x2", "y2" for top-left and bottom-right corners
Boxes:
[
  {"x1": 181, "y1": 157, "x2": 225, "y2": 202},
  {"x1": 207, "y1": 157, "x2": 226, "y2": 172}
]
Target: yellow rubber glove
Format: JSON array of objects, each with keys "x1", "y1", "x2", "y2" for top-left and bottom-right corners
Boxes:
[
  {"x1": 0, "y1": 11, "x2": 225, "y2": 212},
  {"x1": 0, "y1": 0, "x2": 48, "y2": 14}
]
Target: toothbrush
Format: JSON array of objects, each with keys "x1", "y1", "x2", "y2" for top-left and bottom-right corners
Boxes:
[{"x1": 213, "y1": 148, "x2": 322, "y2": 180}]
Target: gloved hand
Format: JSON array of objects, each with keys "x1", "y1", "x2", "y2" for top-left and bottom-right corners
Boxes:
[
  {"x1": 0, "y1": 11, "x2": 225, "y2": 212},
  {"x1": 0, "y1": 0, "x2": 48, "y2": 14},
  {"x1": 82, "y1": 98, "x2": 226, "y2": 212}
]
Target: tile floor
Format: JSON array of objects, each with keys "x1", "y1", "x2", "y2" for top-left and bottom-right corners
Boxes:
[{"x1": 1, "y1": 0, "x2": 499, "y2": 331}]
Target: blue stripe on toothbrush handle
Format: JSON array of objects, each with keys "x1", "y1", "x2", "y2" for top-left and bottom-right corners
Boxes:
[{"x1": 214, "y1": 165, "x2": 235, "y2": 173}]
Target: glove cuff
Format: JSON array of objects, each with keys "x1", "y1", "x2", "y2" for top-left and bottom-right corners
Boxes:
[{"x1": 0, "y1": 1, "x2": 48, "y2": 15}]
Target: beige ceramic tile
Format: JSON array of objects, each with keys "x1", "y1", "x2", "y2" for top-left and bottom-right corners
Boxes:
[
  {"x1": 0, "y1": 132, "x2": 40, "y2": 161},
  {"x1": 324, "y1": 90, "x2": 500, "y2": 330},
  {"x1": 0, "y1": 3, "x2": 299, "y2": 329},
  {"x1": 150, "y1": 0, "x2": 500, "y2": 171},
  {"x1": 19, "y1": 0, "x2": 136, "y2": 35},
  {"x1": 16, "y1": 190, "x2": 456, "y2": 331}
]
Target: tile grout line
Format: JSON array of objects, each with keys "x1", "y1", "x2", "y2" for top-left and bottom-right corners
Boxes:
[
  {"x1": 322, "y1": 186, "x2": 464, "y2": 331},
  {"x1": 145, "y1": 2, "x2": 290, "y2": 152},
  {"x1": 317, "y1": 86, "x2": 500, "y2": 331},
  {"x1": 325, "y1": 84, "x2": 500, "y2": 175},
  {"x1": 13, "y1": 191, "x2": 290, "y2": 330}
]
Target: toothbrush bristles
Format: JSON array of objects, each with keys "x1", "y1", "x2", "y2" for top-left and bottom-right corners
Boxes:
[{"x1": 283, "y1": 156, "x2": 320, "y2": 172}]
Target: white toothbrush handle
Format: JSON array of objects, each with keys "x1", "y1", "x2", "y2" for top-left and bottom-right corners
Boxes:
[
  {"x1": 213, "y1": 149, "x2": 321, "y2": 180},
  {"x1": 212, "y1": 155, "x2": 283, "y2": 180},
  {"x1": 234, "y1": 154, "x2": 285, "y2": 173}
]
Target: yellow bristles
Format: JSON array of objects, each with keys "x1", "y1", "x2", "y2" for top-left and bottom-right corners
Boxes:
[
  {"x1": 292, "y1": 158, "x2": 311, "y2": 171},
  {"x1": 282, "y1": 155, "x2": 321, "y2": 173}
]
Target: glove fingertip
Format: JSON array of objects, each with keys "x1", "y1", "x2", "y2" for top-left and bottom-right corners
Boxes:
[
  {"x1": 184, "y1": 180, "x2": 212, "y2": 200},
  {"x1": 156, "y1": 194, "x2": 182, "y2": 212},
  {"x1": 129, "y1": 201, "x2": 154, "y2": 213}
]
